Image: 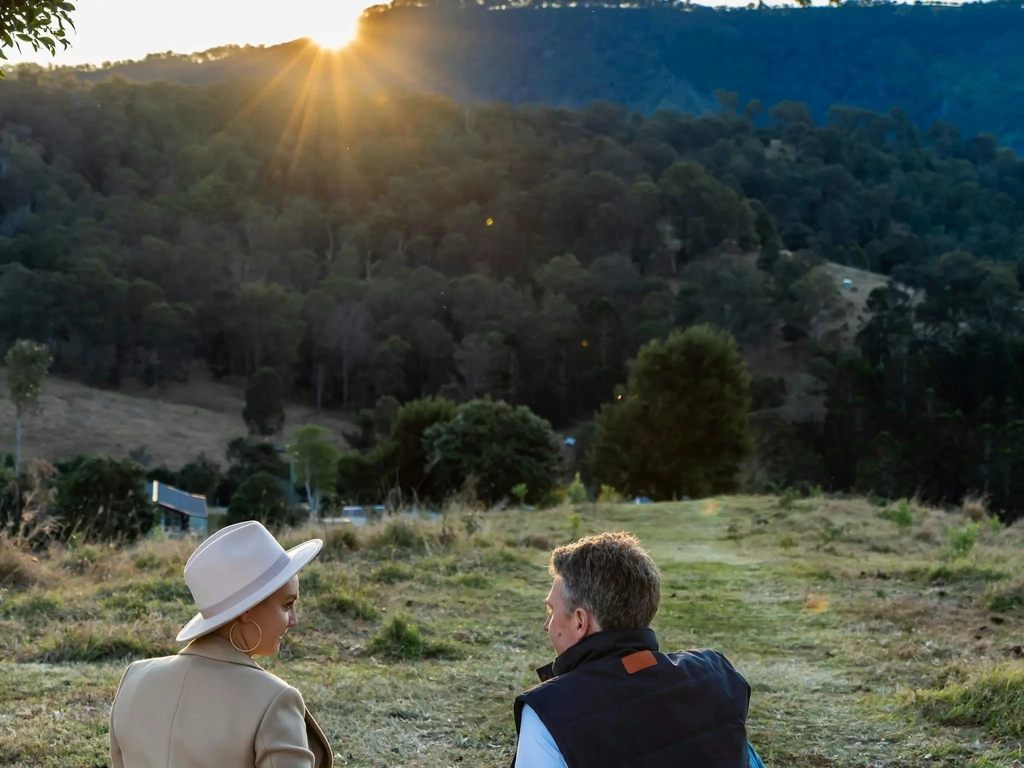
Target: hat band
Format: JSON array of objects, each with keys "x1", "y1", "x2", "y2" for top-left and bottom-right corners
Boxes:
[{"x1": 199, "y1": 551, "x2": 292, "y2": 618}]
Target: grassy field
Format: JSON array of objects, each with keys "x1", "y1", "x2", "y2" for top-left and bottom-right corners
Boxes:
[
  {"x1": 2, "y1": 496, "x2": 1024, "y2": 767},
  {"x1": 0, "y1": 373, "x2": 352, "y2": 469}
]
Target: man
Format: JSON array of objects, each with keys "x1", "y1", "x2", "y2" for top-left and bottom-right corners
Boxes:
[{"x1": 512, "y1": 531, "x2": 766, "y2": 768}]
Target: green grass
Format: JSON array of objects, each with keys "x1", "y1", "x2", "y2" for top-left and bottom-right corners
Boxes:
[
  {"x1": 2, "y1": 497, "x2": 1024, "y2": 767},
  {"x1": 911, "y1": 663, "x2": 1024, "y2": 739}
]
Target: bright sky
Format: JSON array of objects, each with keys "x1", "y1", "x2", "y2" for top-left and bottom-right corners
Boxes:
[
  {"x1": 6, "y1": 0, "x2": 873, "y2": 67},
  {"x1": 7, "y1": 0, "x2": 373, "y2": 66}
]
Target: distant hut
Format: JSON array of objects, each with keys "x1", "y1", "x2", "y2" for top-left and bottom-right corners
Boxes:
[{"x1": 146, "y1": 481, "x2": 208, "y2": 535}]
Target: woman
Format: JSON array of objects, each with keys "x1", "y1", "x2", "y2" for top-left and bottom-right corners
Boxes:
[{"x1": 109, "y1": 520, "x2": 332, "y2": 768}]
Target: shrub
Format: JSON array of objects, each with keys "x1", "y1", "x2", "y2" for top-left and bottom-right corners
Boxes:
[
  {"x1": 566, "y1": 473, "x2": 588, "y2": 505},
  {"x1": 367, "y1": 615, "x2": 461, "y2": 661},
  {"x1": 322, "y1": 525, "x2": 360, "y2": 558},
  {"x1": 372, "y1": 563, "x2": 414, "y2": 584},
  {"x1": 985, "y1": 578, "x2": 1024, "y2": 614},
  {"x1": 511, "y1": 483, "x2": 528, "y2": 506},
  {"x1": 389, "y1": 396, "x2": 458, "y2": 504},
  {"x1": 54, "y1": 456, "x2": 157, "y2": 544},
  {"x1": 367, "y1": 520, "x2": 433, "y2": 556},
  {"x1": 961, "y1": 493, "x2": 989, "y2": 522},
  {"x1": 568, "y1": 513, "x2": 582, "y2": 542},
  {"x1": 225, "y1": 472, "x2": 293, "y2": 531},
  {"x1": 538, "y1": 487, "x2": 566, "y2": 509},
  {"x1": 591, "y1": 325, "x2": 752, "y2": 500},
  {"x1": 947, "y1": 522, "x2": 981, "y2": 559},
  {"x1": 321, "y1": 589, "x2": 379, "y2": 621},
  {"x1": 175, "y1": 454, "x2": 222, "y2": 501},
  {"x1": 879, "y1": 498, "x2": 914, "y2": 531},
  {"x1": 336, "y1": 443, "x2": 396, "y2": 505},
  {"x1": 423, "y1": 399, "x2": 563, "y2": 505}
]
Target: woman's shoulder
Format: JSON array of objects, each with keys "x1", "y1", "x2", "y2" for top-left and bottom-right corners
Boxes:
[{"x1": 116, "y1": 649, "x2": 300, "y2": 707}]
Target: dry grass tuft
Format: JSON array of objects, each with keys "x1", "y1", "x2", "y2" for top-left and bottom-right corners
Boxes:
[
  {"x1": 962, "y1": 493, "x2": 990, "y2": 522},
  {"x1": 0, "y1": 536, "x2": 49, "y2": 590}
]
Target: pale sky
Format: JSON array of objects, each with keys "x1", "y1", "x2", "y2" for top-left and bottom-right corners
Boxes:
[
  {"x1": 7, "y1": 0, "x2": 373, "y2": 66},
  {"x1": 3, "y1": 0, "x2": 810, "y2": 68}
]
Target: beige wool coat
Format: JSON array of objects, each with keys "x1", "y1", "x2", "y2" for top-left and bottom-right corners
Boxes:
[{"x1": 109, "y1": 634, "x2": 332, "y2": 768}]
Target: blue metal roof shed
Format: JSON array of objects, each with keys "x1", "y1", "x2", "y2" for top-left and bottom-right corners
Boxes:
[{"x1": 146, "y1": 481, "x2": 208, "y2": 534}]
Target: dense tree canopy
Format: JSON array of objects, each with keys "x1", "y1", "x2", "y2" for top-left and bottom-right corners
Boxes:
[{"x1": 3, "y1": 63, "x2": 1024, "y2": 516}]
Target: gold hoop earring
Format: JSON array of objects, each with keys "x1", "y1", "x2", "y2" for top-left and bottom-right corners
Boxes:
[{"x1": 229, "y1": 619, "x2": 263, "y2": 654}]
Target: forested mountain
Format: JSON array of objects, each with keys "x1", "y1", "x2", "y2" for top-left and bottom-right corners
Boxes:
[
  {"x1": 25, "y1": 1, "x2": 1024, "y2": 152},
  {"x1": 3, "y1": 61, "x2": 1024, "y2": 514}
]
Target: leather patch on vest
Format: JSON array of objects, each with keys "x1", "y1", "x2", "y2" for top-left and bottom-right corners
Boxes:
[{"x1": 621, "y1": 650, "x2": 657, "y2": 674}]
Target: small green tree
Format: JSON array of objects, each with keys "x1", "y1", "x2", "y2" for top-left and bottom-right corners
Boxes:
[
  {"x1": 424, "y1": 399, "x2": 563, "y2": 506},
  {"x1": 54, "y1": 456, "x2": 157, "y2": 544},
  {"x1": 243, "y1": 367, "x2": 285, "y2": 437},
  {"x1": 591, "y1": 325, "x2": 753, "y2": 500},
  {"x1": 289, "y1": 425, "x2": 341, "y2": 516},
  {"x1": 389, "y1": 396, "x2": 458, "y2": 504},
  {"x1": 3, "y1": 339, "x2": 51, "y2": 473},
  {"x1": 225, "y1": 472, "x2": 292, "y2": 531}
]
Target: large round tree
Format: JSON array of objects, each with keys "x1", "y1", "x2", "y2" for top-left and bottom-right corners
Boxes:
[
  {"x1": 424, "y1": 399, "x2": 562, "y2": 505},
  {"x1": 591, "y1": 324, "x2": 752, "y2": 500}
]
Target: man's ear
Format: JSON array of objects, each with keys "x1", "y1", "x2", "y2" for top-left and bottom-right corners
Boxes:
[{"x1": 573, "y1": 607, "x2": 594, "y2": 637}]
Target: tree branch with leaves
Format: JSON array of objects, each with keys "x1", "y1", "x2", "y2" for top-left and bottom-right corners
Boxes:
[{"x1": 0, "y1": 1, "x2": 76, "y2": 75}]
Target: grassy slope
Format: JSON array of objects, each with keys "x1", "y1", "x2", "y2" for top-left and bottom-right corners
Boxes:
[
  {"x1": 0, "y1": 372, "x2": 352, "y2": 469},
  {"x1": 2, "y1": 496, "x2": 1023, "y2": 767}
]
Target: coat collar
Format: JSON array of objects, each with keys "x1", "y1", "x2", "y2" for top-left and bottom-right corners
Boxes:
[
  {"x1": 178, "y1": 633, "x2": 263, "y2": 670},
  {"x1": 536, "y1": 628, "x2": 660, "y2": 681}
]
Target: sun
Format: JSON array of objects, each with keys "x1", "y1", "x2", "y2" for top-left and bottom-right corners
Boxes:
[{"x1": 308, "y1": 6, "x2": 362, "y2": 50}]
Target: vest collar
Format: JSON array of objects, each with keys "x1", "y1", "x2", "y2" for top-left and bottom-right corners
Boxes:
[{"x1": 536, "y1": 628, "x2": 659, "y2": 681}]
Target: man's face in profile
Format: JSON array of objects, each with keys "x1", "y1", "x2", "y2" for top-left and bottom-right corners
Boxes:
[{"x1": 544, "y1": 576, "x2": 579, "y2": 656}]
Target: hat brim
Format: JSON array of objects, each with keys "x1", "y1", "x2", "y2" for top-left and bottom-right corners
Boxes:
[{"x1": 176, "y1": 538, "x2": 323, "y2": 643}]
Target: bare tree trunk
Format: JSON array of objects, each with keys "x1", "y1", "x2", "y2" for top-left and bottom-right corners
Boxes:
[{"x1": 14, "y1": 416, "x2": 22, "y2": 474}]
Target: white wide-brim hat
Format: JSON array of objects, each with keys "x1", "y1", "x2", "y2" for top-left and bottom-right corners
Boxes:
[{"x1": 176, "y1": 520, "x2": 323, "y2": 643}]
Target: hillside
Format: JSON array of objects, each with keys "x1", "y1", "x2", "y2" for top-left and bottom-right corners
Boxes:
[
  {"x1": 27, "y1": 2, "x2": 1024, "y2": 151},
  {"x1": 0, "y1": 372, "x2": 351, "y2": 469},
  {"x1": 2, "y1": 497, "x2": 1023, "y2": 766},
  {"x1": 4, "y1": 57, "x2": 1024, "y2": 514}
]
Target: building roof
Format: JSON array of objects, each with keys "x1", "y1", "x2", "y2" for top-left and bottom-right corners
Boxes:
[{"x1": 146, "y1": 481, "x2": 208, "y2": 519}]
